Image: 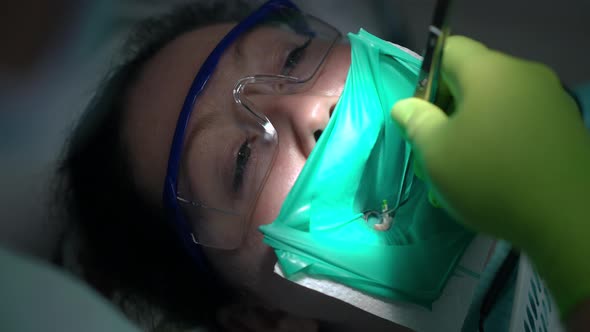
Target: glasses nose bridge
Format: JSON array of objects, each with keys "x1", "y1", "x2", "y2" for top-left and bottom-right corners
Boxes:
[
  {"x1": 233, "y1": 76, "x2": 271, "y2": 127},
  {"x1": 234, "y1": 76, "x2": 338, "y2": 144},
  {"x1": 233, "y1": 76, "x2": 255, "y2": 104}
]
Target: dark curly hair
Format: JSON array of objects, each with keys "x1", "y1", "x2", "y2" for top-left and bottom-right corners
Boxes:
[{"x1": 56, "y1": 1, "x2": 258, "y2": 330}]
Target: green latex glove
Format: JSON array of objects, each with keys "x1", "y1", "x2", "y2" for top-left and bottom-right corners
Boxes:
[{"x1": 390, "y1": 36, "x2": 590, "y2": 318}]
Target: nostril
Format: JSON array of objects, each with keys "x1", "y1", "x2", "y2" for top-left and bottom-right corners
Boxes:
[
  {"x1": 329, "y1": 105, "x2": 335, "y2": 118},
  {"x1": 314, "y1": 130, "x2": 322, "y2": 142}
]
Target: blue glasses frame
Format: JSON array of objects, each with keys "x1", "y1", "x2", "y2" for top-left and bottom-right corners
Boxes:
[{"x1": 163, "y1": 0, "x2": 304, "y2": 269}]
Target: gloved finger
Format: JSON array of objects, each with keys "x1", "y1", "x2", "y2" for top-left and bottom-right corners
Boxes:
[
  {"x1": 441, "y1": 36, "x2": 489, "y2": 103},
  {"x1": 391, "y1": 97, "x2": 448, "y2": 152}
]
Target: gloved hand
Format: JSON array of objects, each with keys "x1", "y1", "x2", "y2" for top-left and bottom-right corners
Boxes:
[{"x1": 390, "y1": 36, "x2": 590, "y2": 318}]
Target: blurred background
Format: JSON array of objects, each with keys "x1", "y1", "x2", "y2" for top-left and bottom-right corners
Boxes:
[{"x1": 1, "y1": 0, "x2": 589, "y2": 262}]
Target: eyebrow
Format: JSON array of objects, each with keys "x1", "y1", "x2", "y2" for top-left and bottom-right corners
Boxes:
[{"x1": 235, "y1": 27, "x2": 257, "y2": 62}]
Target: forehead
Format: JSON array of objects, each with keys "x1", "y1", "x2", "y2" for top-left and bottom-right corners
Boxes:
[{"x1": 123, "y1": 23, "x2": 235, "y2": 203}]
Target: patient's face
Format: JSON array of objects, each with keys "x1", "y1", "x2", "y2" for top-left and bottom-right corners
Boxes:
[{"x1": 123, "y1": 23, "x2": 401, "y2": 330}]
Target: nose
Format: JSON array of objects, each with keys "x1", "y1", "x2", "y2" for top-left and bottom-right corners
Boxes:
[
  {"x1": 263, "y1": 94, "x2": 339, "y2": 158},
  {"x1": 252, "y1": 43, "x2": 350, "y2": 157}
]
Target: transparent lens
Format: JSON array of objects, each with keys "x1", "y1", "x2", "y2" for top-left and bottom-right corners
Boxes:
[
  {"x1": 177, "y1": 8, "x2": 340, "y2": 249},
  {"x1": 178, "y1": 109, "x2": 277, "y2": 249},
  {"x1": 179, "y1": 133, "x2": 276, "y2": 248},
  {"x1": 253, "y1": 12, "x2": 340, "y2": 83}
]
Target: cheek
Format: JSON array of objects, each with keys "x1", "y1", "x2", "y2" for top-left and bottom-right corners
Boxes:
[
  {"x1": 250, "y1": 143, "x2": 306, "y2": 229},
  {"x1": 203, "y1": 144, "x2": 306, "y2": 290}
]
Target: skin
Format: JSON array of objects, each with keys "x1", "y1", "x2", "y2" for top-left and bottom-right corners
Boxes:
[{"x1": 123, "y1": 23, "x2": 407, "y2": 331}]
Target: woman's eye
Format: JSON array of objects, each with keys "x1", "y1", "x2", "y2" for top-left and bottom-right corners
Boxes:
[
  {"x1": 233, "y1": 140, "x2": 251, "y2": 191},
  {"x1": 281, "y1": 37, "x2": 312, "y2": 76}
]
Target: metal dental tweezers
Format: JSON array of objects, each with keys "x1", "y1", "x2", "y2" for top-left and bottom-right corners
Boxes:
[
  {"x1": 414, "y1": 0, "x2": 453, "y2": 102},
  {"x1": 368, "y1": 0, "x2": 454, "y2": 231}
]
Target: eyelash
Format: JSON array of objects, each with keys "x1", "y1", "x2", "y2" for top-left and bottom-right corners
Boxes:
[
  {"x1": 233, "y1": 139, "x2": 251, "y2": 192},
  {"x1": 281, "y1": 37, "x2": 312, "y2": 76}
]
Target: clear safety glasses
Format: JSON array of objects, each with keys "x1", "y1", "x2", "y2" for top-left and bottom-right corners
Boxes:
[{"x1": 163, "y1": 0, "x2": 341, "y2": 256}]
